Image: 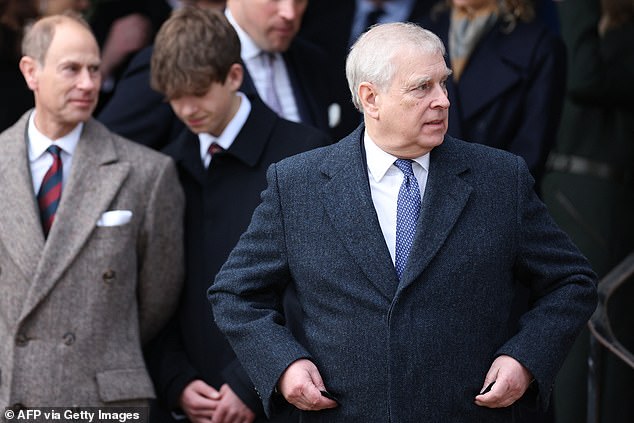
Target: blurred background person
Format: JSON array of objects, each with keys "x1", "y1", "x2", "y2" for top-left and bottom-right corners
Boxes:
[
  {"x1": 39, "y1": 0, "x2": 90, "y2": 15},
  {"x1": 419, "y1": 0, "x2": 566, "y2": 190},
  {"x1": 541, "y1": 0, "x2": 634, "y2": 422},
  {"x1": 145, "y1": 7, "x2": 329, "y2": 422},
  {"x1": 97, "y1": 0, "x2": 335, "y2": 150},
  {"x1": 299, "y1": 0, "x2": 436, "y2": 139},
  {"x1": 0, "y1": 0, "x2": 37, "y2": 131}
]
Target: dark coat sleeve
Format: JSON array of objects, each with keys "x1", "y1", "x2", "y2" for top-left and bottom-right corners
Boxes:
[
  {"x1": 495, "y1": 156, "x2": 598, "y2": 409},
  {"x1": 209, "y1": 163, "x2": 313, "y2": 418}
]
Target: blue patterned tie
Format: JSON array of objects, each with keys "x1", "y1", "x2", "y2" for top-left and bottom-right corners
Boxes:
[
  {"x1": 394, "y1": 159, "x2": 421, "y2": 279},
  {"x1": 38, "y1": 145, "x2": 63, "y2": 237}
]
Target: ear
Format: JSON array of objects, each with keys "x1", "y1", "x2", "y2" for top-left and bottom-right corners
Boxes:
[
  {"x1": 358, "y1": 81, "x2": 380, "y2": 119},
  {"x1": 19, "y1": 56, "x2": 39, "y2": 91},
  {"x1": 225, "y1": 63, "x2": 244, "y2": 91}
]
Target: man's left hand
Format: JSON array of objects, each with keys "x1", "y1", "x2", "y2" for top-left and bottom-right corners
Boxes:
[
  {"x1": 211, "y1": 384, "x2": 256, "y2": 423},
  {"x1": 474, "y1": 355, "x2": 533, "y2": 408}
]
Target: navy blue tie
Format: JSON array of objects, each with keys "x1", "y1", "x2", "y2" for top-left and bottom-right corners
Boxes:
[{"x1": 394, "y1": 159, "x2": 421, "y2": 279}]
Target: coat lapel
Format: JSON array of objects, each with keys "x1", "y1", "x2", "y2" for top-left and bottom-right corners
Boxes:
[
  {"x1": 453, "y1": 23, "x2": 523, "y2": 120},
  {"x1": 398, "y1": 137, "x2": 473, "y2": 290},
  {"x1": 20, "y1": 119, "x2": 130, "y2": 321},
  {"x1": 429, "y1": 13, "x2": 523, "y2": 123},
  {"x1": 319, "y1": 127, "x2": 399, "y2": 301},
  {"x1": 0, "y1": 113, "x2": 44, "y2": 295}
]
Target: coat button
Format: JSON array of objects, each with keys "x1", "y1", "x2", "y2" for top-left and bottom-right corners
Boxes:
[
  {"x1": 63, "y1": 332, "x2": 76, "y2": 346},
  {"x1": 102, "y1": 270, "x2": 116, "y2": 283},
  {"x1": 15, "y1": 333, "x2": 28, "y2": 347},
  {"x1": 11, "y1": 403, "x2": 25, "y2": 410}
]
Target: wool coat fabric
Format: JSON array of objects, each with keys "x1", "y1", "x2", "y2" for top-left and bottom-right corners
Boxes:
[
  {"x1": 0, "y1": 112, "x2": 184, "y2": 408},
  {"x1": 210, "y1": 125, "x2": 597, "y2": 422}
]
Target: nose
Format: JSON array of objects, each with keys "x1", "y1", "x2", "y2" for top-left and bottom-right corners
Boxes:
[
  {"x1": 173, "y1": 98, "x2": 197, "y2": 117},
  {"x1": 432, "y1": 84, "x2": 450, "y2": 109},
  {"x1": 77, "y1": 68, "x2": 98, "y2": 91},
  {"x1": 278, "y1": 0, "x2": 303, "y2": 21}
]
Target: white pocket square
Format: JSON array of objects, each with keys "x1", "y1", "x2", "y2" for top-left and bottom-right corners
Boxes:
[{"x1": 96, "y1": 210, "x2": 133, "y2": 227}]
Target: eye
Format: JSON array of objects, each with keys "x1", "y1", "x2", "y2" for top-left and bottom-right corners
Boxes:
[
  {"x1": 63, "y1": 63, "x2": 80, "y2": 73},
  {"x1": 417, "y1": 82, "x2": 430, "y2": 91}
]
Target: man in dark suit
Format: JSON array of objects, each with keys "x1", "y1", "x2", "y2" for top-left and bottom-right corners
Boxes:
[
  {"x1": 147, "y1": 7, "x2": 330, "y2": 423},
  {"x1": 97, "y1": 0, "x2": 334, "y2": 150},
  {"x1": 209, "y1": 22, "x2": 597, "y2": 422},
  {"x1": 0, "y1": 13, "x2": 183, "y2": 409}
]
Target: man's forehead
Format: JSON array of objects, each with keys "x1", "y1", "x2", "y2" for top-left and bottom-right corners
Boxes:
[{"x1": 45, "y1": 24, "x2": 99, "y2": 60}]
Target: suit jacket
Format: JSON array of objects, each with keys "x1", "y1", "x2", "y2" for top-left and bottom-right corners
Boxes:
[
  {"x1": 147, "y1": 97, "x2": 330, "y2": 422},
  {"x1": 210, "y1": 125, "x2": 597, "y2": 422},
  {"x1": 0, "y1": 112, "x2": 184, "y2": 408},
  {"x1": 420, "y1": 11, "x2": 566, "y2": 187},
  {"x1": 98, "y1": 35, "x2": 333, "y2": 150}
]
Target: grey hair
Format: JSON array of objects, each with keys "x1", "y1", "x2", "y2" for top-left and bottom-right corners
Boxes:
[
  {"x1": 22, "y1": 12, "x2": 92, "y2": 65},
  {"x1": 345, "y1": 22, "x2": 446, "y2": 111}
]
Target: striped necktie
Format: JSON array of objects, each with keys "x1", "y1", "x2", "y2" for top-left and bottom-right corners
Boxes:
[{"x1": 38, "y1": 145, "x2": 63, "y2": 237}]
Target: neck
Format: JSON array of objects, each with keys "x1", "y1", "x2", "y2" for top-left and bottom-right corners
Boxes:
[{"x1": 34, "y1": 113, "x2": 77, "y2": 140}]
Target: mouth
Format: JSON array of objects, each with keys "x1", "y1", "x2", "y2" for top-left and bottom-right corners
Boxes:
[
  {"x1": 70, "y1": 98, "x2": 96, "y2": 108},
  {"x1": 186, "y1": 118, "x2": 206, "y2": 127},
  {"x1": 425, "y1": 119, "x2": 445, "y2": 127},
  {"x1": 272, "y1": 26, "x2": 295, "y2": 38}
]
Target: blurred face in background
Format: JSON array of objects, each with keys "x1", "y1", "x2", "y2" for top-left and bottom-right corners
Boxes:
[
  {"x1": 452, "y1": 0, "x2": 497, "y2": 11},
  {"x1": 0, "y1": 0, "x2": 39, "y2": 29},
  {"x1": 183, "y1": 0, "x2": 226, "y2": 9},
  {"x1": 40, "y1": 0, "x2": 90, "y2": 16},
  {"x1": 228, "y1": 0, "x2": 308, "y2": 52}
]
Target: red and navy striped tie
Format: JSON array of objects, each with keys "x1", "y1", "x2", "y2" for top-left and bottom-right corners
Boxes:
[{"x1": 38, "y1": 145, "x2": 63, "y2": 237}]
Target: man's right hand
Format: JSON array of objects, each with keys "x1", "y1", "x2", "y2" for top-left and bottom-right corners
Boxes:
[
  {"x1": 180, "y1": 379, "x2": 219, "y2": 423},
  {"x1": 278, "y1": 359, "x2": 338, "y2": 411}
]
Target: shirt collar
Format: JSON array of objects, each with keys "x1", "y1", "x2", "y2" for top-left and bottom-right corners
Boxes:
[
  {"x1": 199, "y1": 92, "x2": 252, "y2": 158},
  {"x1": 363, "y1": 129, "x2": 430, "y2": 182},
  {"x1": 225, "y1": 9, "x2": 261, "y2": 61},
  {"x1": 27, "y1": 111, "x2": 83, "y2": 162}
]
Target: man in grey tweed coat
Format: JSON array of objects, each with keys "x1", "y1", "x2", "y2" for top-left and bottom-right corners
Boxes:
[
  {"x1": 209, "y1": 23, "x2": 597, "y2": 422},
  {"x1": 0, "y1": 14, "x2": 183, "y2": 410}
]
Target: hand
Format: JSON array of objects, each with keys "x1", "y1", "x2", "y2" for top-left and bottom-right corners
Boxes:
[
  {"x1": 211, "y1": 384, "x2": 256, "y2": 423},
  {"x1": 180, "y1": 380, "x2": 220, "y2": 423},
  {"x1": 474, "y1": 355, "x2": 533, "y2": 408},
  {"x1": 278, "y1": 359, "x2": 338, "y2": 411}
]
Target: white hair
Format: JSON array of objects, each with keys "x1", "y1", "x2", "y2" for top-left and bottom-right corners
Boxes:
[{"x1": 345, "y1": 22, "x2": 446, "y2": 111}]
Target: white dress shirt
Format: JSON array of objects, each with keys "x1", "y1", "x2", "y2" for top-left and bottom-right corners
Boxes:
[
  {"x1": 198, "y1": 92, "x2": 252, "y2": 168},
  {"x1": 225, "y1": 9, "x2": 301, "y2": 123},
  {"x1": 28, "y1": 112, "x2": 82, "y2": 194},
  {"x1": 364, "y1": 130, "x2": 429, "y2": 264}
]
